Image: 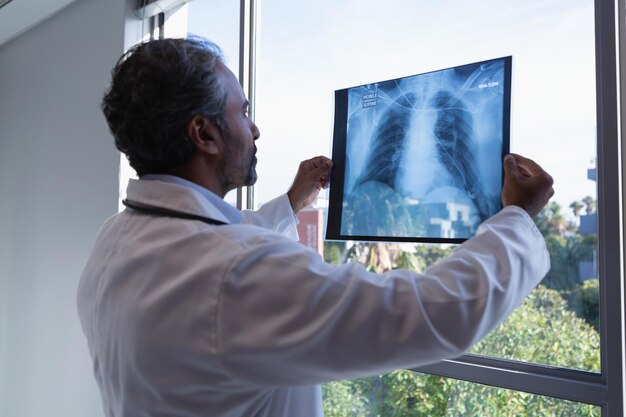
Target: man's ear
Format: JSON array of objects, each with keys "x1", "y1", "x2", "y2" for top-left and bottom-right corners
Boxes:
[{"x1": 185, "y1": 115, "x2": 222, "y2": 155}]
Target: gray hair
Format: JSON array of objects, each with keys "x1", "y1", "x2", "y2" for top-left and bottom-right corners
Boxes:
[{"x1": 102, "y1": 37, "x2": 227, "y2": 176}]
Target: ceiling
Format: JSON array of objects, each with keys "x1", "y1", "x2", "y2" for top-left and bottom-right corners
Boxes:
[{"x1": 0, "y1": 0, "x2": 80, "y2": 47}]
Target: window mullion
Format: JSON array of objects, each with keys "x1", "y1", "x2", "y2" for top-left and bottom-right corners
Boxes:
[{"x1": 237, "y1": 0, "x2": 259, "y2": 211}]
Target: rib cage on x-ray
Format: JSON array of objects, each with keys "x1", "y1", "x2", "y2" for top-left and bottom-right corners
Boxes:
[
  {"x1": 430, "y1": 91, "x2": 489, "y2": 220},
  {"x1": 355, "y1": 93, "x2": 416, "y2": 191},
  {"x1": 354, "y1": 90, "x2": 489, "y2": 221}
]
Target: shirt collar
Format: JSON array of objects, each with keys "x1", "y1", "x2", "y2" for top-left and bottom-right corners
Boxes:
[{"x1": 141, "y1": 174, "x2": 244, "y2": 224}]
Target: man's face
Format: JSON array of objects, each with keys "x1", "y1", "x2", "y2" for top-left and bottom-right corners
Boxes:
[{"x1": 215, "y1": 63, "x2": 261, "y2": 194}]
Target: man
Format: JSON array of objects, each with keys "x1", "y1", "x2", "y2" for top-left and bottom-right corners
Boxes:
[{"x1": 78, "y1": 37, "x2": 553, "y2": 417}]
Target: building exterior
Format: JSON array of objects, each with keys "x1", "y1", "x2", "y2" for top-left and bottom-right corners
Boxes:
[
  {"x1": 578, "y1": 166, "x2": 597, "y2": 281},
  {"x1": 296, "y1": 208, "x2": 325, "y2": 256}
]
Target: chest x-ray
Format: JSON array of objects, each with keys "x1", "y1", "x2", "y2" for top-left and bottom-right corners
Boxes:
[{"x1": 327, "y1": 57, "x2": 511, "y2": 243}]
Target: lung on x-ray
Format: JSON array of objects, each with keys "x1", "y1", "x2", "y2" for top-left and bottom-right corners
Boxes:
[{"x1": 326, "y1": 56, "x2": 512, "y2": 243}]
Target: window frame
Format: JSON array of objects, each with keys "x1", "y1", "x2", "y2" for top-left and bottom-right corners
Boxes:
[
  {"x1": 237, "y1": 0, "x2": 257, "y2": 210},
  {"x1": 150, "y1": 0, "x2": 625, "y2": 414}
]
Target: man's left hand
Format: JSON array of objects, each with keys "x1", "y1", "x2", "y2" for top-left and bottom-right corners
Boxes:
[{"x1": 287, "y1": 156, "x2": 333, "y2": 213}]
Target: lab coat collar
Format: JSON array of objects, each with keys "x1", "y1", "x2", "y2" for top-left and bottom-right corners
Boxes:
[{"x1": 125, "y1": 177, "x2": 242, "y2": 225}]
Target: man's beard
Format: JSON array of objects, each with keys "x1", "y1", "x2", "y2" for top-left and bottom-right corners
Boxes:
[
  {"x1": 218, "y1": 127, "x2": 257, "y2": 194},
  {"x1": 247, "y1": 149, "x2": 258, "y2": 185}
]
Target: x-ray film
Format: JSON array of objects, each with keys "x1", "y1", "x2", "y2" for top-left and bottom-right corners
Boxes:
[{"x1": 326, "y1": 57, "x2": 512, "y2": 243}]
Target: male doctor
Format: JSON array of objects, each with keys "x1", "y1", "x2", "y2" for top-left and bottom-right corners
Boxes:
[{"x1": 78, "y1": 37, "x2": 554, "y2": 417}]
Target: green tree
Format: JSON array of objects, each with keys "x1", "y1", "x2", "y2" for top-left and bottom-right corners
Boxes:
[
  {"x1": 344, "y1": 242, "x2": 453, "y2": 275},
  {"x1": 322, "y1": 380, "x2": 369, "y2": 417},
  {"x1": 533, "y1": 201, "x2": 596, "y2": 294},
  {"x1": 568, "y1": 278, "x2": 600, "y2": 331},
  {"x1": 542, "y1": 233, "x2": 596, "y2": 291},
  {"x1": 581, "y1": 195, "x2": 596, "y2": 215},
  {"x1": 535, "y1": 202, "x2": 574, "y2": 237},
  {"x1": 534, "y1": 199, "x2": 598, "y2": 328},
  {"x1": 323, "y1": 286, "x2": 600, "y2": 416},
  {"x1": 570, "y1": 200, "x2": 584, "y2": 217},
  {"x1": 471, "y1": 285, "x2": 600, "y2": 372},
  {"x1": 324, "y1": 241, "x2": 347, "y2": 264},
  {"x1": 412, "y1": 244, "x2": 454, "y2": 270}
]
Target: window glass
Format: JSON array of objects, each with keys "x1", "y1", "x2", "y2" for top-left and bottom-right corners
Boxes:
[
  {"x1": 148, "y1": 1, "x2": 243, "y2": 207},
  {"x1": 185, "y1": 0, "x2": 241, "y2": 206},
  {"x1": 257, "y1": 0, "x2": 599, "y2": 371},
  {"x1": 185, "y1": 1, "x2": 240, "y2": 75},
  {"x1": 322, "y1": 372, "x2": 600, "y2": 416},
  {"x1": 118, "y1": 19, "x2": 156, "y2": 209},
  {"x1": 121, "y1": 2, "x2": 242, "y2": 207}
]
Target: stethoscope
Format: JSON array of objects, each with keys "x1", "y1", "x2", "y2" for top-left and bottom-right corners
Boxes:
[{"x1": 122, "y1": 199, "x2": 227, "y2": 226}]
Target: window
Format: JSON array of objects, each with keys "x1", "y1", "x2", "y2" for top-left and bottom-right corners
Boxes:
[
  {"x1": 154, "y1": 0, "x2": 623, "y2": 414},
  {"x1": 174, "y1": 0, "x2": 242, "y2": 207},
  {"x1": 121, "y1": 1, "x2": 242, "y2": 208}
]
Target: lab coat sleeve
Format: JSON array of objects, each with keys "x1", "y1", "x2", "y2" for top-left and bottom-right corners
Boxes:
[
  {"x1": 215, "y1": 206, "x2": 550, "y2": 386},
  {"x1": 241, "y1": 194, "x2": 299, "y2": 241}
]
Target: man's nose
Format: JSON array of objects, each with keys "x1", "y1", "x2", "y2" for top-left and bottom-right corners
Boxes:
[{"x1": 252, "y1": 121, "x2": 260, "y2": 140}]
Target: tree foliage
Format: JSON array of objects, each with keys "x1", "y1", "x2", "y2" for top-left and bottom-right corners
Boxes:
[
  {"x1": 323, "y1": 286, "x2": 600, "y2": 416},
  {"x1": 324, "y1": 241, "x2": 347, "y2": 264},
  {"x1": 533, "y1": 200, "x2": 598, "y2": 328},
  {"x1": 567, "y1": 278, "x2": 600, "y2": 331},
  {"x1": 470, "y1": 285, "x2": 600, "y2": 372}
]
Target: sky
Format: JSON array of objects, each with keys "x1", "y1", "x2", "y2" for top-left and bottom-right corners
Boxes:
[{"x1": 131, "y1": 0, "x2": 597, "y2": 218}]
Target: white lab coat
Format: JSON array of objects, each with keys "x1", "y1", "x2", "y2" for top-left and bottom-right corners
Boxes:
[{"x1": 77, "y1": 178, "x2": 550, "y2": 417}]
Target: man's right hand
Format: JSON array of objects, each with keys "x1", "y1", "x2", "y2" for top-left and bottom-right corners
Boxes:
[{"x1": 502, "y1": 153, "x2": 554, "y2": 217}]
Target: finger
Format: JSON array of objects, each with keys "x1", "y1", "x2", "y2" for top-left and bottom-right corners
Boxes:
[
  {"x1": 311, "y1": 155, "x2": 332, "y2": 169},
  {"x1": 509, "y1": 153, "x2": 544, "y2": 177},
  {"x1": 317, "y1": 161, "x2": 333, "y2": 188},
  {"x1": 320, "y1": 171, "x2": 331, "y2": 189},
  {"x1": 513, "y1": 154, "x2": 554, "y2": 186},
  {"x1": 518, "y1": 166, "x2": 531, "y2": 178},
  {"x1": 309, "y1": 157, "x2": 333, "y2": 178},
  {"x1": 503, "y1": 154, "x2": 522, "y2": 180}
]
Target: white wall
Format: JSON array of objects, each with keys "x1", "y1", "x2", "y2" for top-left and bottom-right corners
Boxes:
[
  {"x1": 0, "y1": 0, "x2": 81, "y2": 45},
  {"x1": 0, "y1": 0, "x2": 140, "y2": 415}
]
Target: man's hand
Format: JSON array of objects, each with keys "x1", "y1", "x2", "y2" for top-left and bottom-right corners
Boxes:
[
  {"x1": 287, "y1": 156, "x2": 333, "y2": 213},
  {"x1": 502, "y1": 153, "x2": 554, "y2": 217}
]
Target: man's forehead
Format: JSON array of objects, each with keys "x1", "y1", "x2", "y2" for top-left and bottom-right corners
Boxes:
[{"x1": 216, "y1": 62, "x2": 246, "y2": 103}]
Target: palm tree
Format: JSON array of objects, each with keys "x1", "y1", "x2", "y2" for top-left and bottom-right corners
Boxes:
[
  {"x1": 346, "y1": 242, "x2": 425, "y2": 273},
  {"x1": 570, "y1": 201, "x2": 584, "y2": 217},
  {"x1": 582, "y1": 196, "x2": 596, "y2": 215}
]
